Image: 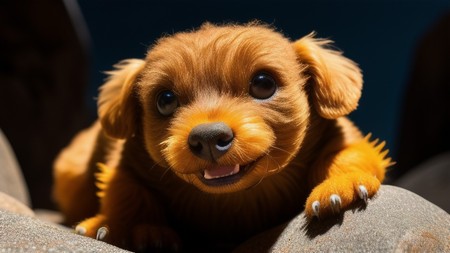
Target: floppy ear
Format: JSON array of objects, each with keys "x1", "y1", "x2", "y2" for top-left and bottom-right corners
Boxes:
[
  {"x1": 97, "y1": 59, "x2": 146, "y2": 139},
  {"x1": 293, "y1": 33, "x2": 363, "y2": 119}
]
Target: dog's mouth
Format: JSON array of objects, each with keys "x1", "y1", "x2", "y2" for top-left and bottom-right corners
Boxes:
[{"x1": 198, "y1": 162, "x2": 255, "y2": 186}]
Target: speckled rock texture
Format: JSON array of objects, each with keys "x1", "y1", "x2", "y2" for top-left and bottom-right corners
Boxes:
[
  {"x1": 1, "y1": 185, "x2": 448, "y2": 252},
  {"x1": 0, "y1": 209, "x2": 130, "y2": 252},
  {"x1": 0, "y1": 192, "x2": 129, "y2": 252},
  {"x1": 234, "y1": 185, "x2": 450, "y2": 253}
]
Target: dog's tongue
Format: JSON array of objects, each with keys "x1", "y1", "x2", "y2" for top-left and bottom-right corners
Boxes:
[{"x1": 204, "y1": 164, "x2": 240, "y2": 180}]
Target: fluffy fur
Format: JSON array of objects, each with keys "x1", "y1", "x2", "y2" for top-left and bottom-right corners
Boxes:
[{"x1": 53, "y1": 22, "x2": 391, "y2": 251}]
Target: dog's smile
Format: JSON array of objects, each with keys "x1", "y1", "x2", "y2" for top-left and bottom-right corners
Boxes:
[
  {"x1": 203, "y1": 164, "x2": 240, "y2": 180},
  {"x1": 199, "y1": 161, "x2": 256, "y2": 186}
]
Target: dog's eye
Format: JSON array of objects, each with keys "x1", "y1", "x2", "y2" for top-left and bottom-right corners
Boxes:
[
  {"x1": 249, "y1": 72, "x2": 277, "y2": 100},
  {"x1": 156, "y1": 90, "x2": 179, "y2": 116}
]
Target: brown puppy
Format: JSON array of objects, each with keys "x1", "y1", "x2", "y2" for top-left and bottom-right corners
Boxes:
[{"x1": 53, "y1": 22, "x2": 391, "y2": 251}]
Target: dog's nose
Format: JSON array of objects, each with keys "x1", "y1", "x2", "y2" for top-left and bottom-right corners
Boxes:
[{"x1": 188, "y1": 122, "x2": 234, "y2": 161}]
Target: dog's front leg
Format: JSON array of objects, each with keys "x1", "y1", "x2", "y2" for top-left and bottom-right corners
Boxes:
[
  {"x1": 75, "y1": 165, "x2": 181, "y2": 252},
  {"x1": 305, "y1": 136, "x2": 391, "y2": 218}
]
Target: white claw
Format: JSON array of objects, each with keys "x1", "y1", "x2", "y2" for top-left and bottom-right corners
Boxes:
[
  {"x1": 312, "y1": 200, "x2": 320, "y2": 217},
  {"x1": 96, "y1": 227, "x2": 109, "y2": 241},
  {"x1": 75, "y1": 225, "x2": 86, "y2": 235},
  {"x1": 358, "y1": 185, "x2": 369, "y2": 203},
  {"x1": 330, "y1": 194, "x2": 341, "y2": 213}
]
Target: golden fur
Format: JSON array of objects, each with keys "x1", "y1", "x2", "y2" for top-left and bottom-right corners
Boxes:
[{"x1": 53, "y1": 22, "x2": 391, "y2": 251}]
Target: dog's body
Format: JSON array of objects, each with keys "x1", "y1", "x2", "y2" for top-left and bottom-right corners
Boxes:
[{"x1": 53, "y1": 23, "x2": 391, "y2": 251}]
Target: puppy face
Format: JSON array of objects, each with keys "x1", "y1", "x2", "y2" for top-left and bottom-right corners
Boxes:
[{"x1": 97, "y1": 23, "x2": 362, "y2": 194}]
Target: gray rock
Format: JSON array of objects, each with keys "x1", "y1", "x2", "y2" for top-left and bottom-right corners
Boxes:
[
  {"x1": 0, "y1": 209, "x2": 129, "y2": 252},
  {"x1": 0, "y1": 191, "x2": 34, "y2": 217},
  {"x1": 0, "y1": 129, "x2": 30, "y2": 206},
  {"x1": 234, "y1": 185, "x2": 450, "y2": 253},
  {"x1": 0, "y1": 192, "x2": 126, "y2": 251},
  {"x1": 1, "y1": 185, "x2": 448, "y2": 252},
  {"x1": 396, "y1": 151, "x2": 450, "y2": 213}
]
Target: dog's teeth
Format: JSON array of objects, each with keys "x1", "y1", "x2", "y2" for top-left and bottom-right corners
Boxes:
[{"x1": 204, "y1": 164, "x2": 240, "y2": 179}]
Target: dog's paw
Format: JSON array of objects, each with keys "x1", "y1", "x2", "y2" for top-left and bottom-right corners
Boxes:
[
  {"x1": 305, "y1": 172, "x2": 381, "y2": 219},
  {"x1": 75, "y1": 214, "x2": 110, "y2": 241},
  {"x1": 75, "y1": 215, "x2": 181, "y2": 252}
]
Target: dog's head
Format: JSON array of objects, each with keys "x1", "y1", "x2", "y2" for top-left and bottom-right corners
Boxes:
[{"x1": 97, "y1": 23, "x2": 362, "y2": 194}]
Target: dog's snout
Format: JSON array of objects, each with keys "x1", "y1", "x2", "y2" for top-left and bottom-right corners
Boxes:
[{"x1": 188, "y1": 122, "x2": 234, "y2": 161}]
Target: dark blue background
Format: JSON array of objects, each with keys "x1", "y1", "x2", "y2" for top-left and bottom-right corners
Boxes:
[{"x1": 78, "y1": 0, "x2": 450, "y2": 159}]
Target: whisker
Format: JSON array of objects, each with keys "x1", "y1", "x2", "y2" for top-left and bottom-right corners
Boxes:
[
  {"x1": 147, "y1": 162, "x2": 158, "y2": 171},
  {"x1": 253, "y1": 155, "x2": 272, "y2": 187},
  {"x1": 251, "y1": 149, "x2": 279, "y2": 188},
  {"x1": 159, "y1": 165, "x2": 172, "y2": 181},
  {"x1": 269, "y1": 145, "x2": 296, "y2": 157},
  {"x1": 233, "y1": 146, "x2": 253, "y2": 162},
  {"x1": 266, "y1": 152, "x2": 282, "y2": 174}
]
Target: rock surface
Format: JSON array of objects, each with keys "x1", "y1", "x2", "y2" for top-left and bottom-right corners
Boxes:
[
  {"x1": 396, "y1": 151, "x2": 450, "y2": 213},
  {"x1": 234, "y1": 185, "x2": 450, "y2": 252},
  {"x1": 0, "y1": 190, "x2": 128, "y2": 252},
  {"x1": 0, "y1": 185, "x2": 449, "y2": 252},
  {"x1": 0, "y1": 129, "x2": 30, "y2": 206},
  {"x1": 0, "y1": 209, "x2": 129, "y2": 252},
  {"x1": 0, "y1": 192, "x2": 34, "y2": 217}
]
